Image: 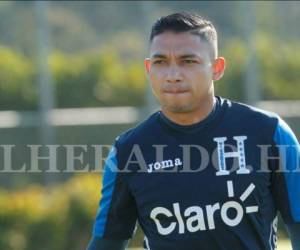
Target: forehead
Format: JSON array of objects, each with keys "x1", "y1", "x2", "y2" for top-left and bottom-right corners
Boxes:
[{"x1": 149, "y1": 31, "x2": 211, "y2": 58}]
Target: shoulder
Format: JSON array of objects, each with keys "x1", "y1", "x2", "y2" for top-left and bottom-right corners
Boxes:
[
  {"x1": 225, "y1": 98, "x2": 280, "y2": 127},
  {"x1": 220, "y1": 97, "x2": 283, "y2": 142},
  {"x1": 115, "y1": 111, "x2": 161, "y2": 149}
]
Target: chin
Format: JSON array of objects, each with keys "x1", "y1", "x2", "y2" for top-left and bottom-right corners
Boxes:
[{"x1": 166, "y1": 103, "x2": 194, "y2": 113}]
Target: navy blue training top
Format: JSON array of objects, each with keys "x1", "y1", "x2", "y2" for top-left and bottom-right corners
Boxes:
[{"x1": 92, "y1": 96, "x2": 300, "y2": 250}]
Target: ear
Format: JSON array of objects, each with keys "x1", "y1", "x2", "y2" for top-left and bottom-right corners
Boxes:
[
  {"x1": 144, "y1": 58, "x2": 151, "y2": 74},
  {"x1": 212, "y1": 57, "x2": 226, "y2": 81}
]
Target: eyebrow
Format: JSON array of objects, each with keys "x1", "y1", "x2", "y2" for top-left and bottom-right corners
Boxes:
[
  {"x1": 151, "y1": 53, "x2": 200, "y2": 59},
  {"x1": 180, "y1": 54, "x2": 200, "y2": 59},
  {"x1": 151, "y1": 54, "x2": 167, "y2": 59}
]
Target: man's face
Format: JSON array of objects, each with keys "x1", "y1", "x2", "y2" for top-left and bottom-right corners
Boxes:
[{"x1": 145, "y1": 31, "x2": 223, "y2": 114}]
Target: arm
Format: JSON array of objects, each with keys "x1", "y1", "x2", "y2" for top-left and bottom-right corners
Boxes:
[
  {"x1": 272, "y1": 118, "x2": 300, "y2": 249},
  {"x1": 86, "y1": 237, "x2": 129, "y2": 250},
  {"x1": 87, "y1": 143, "x2": 138, "y2": 249},
  {"x1": 286, "y1": 224, "x2": 300, "y2": 250}
]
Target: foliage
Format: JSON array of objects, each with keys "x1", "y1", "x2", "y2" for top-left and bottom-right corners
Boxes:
[
  {"x1": 0, "y1": 46, "x2": 146, "y2": 110},
  {"x1": 215, "y1": 39, "x2": 246, "y2": 101},
  {"x1": 0, "y1": 34, "x2": 299, "y2": 111},
  {"x1": 0, "y1": 47, "x2": 36, "y2": 110},
  {"x1": 216, "y1": 35, "x2": 300, "y2": 101},
  {"x1": 0, "y1": 174, "x2": 100, "y2": 250}
]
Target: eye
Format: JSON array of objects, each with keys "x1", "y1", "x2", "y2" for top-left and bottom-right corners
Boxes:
[
  {"x1": 183, "y1": 59, "x2": 197, "y2": 64},
  {"x1": 153, "y1": 60, "x2": 165, "y2": 65}
]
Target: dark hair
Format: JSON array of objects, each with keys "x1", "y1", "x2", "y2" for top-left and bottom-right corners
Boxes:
[{"x1": 150, "y1": 12, "x2": 218, "y2": 57}]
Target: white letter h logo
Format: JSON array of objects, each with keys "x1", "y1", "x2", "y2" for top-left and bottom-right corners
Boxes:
[{"x1": 214, "y1": 136, "x2": 250, "y2": 176}]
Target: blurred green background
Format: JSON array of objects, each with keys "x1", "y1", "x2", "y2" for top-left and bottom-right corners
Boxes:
[{"x1": 0, "y1": 1, "x2": 299, "y2": 249}]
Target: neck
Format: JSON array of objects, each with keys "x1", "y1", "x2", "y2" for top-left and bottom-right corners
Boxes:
[{"x1": 161, "y1": 95, "x2": 216, "y2": 126}]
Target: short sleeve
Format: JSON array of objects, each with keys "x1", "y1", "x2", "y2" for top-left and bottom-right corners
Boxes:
[
  {"x1": 272, "y1": 118, "x2": 300, "y2": 223},
  {"x1": 92, "y1": 142, "x2": 138, "y2": 239}
]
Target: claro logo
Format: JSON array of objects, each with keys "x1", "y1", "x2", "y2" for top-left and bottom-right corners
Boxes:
[{"x1": 150, "y1": 181, "x2": 258, "y2": 235}]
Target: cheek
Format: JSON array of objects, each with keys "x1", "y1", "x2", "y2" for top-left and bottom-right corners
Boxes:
[
  {"x1": 196, "y1": 66, "x2": 212, "y2": 77},
  {"x1": 149, "y1": 70, "x2": 163, "y2": 88},
  {"x1": 195, "y1": 67, "x2": 213, "y2": 82},
  {"x1": 149, "y1": 72, "x2": 163, "y2": 97},
  {"x1": 189, "y1": 70, "x2": 213, "y2": 93}
]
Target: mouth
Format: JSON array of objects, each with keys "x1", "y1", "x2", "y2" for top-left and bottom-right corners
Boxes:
[
  {"x1": 164, "y1": 89, "x2": 189, "y2": 94},
  {"x1": 163, "y1": 87, "x2": 189, "y2": 94}
]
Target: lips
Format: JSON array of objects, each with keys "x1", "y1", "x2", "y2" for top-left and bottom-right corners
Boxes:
[
  {"x1": 163, "y1": 85, "x2": 189, "y2": 94},
  {"x1": 164, "y1": 89, "x2": 188, "y2": 94}
]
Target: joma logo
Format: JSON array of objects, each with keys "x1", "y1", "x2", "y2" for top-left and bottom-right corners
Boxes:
[{"x1": 147, "y1": 158, "x2": 183, "y2": 173}]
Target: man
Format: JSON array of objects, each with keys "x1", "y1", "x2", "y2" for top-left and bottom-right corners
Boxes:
[{"x1": 87, "y1": 12, "x2": 300, "y2": 250}]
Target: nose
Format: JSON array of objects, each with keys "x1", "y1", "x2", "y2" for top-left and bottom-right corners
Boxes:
[{"x1": 165, "y1": 64, "x2": 183, "y2": 83}]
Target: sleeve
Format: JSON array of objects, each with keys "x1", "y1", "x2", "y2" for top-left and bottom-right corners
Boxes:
[
  {"x1": 271, "y1": 117, "x2": 300, "y2": 224},
  {"x1": 92, "y1": 142, "x2": 138, "y2": 239}
]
